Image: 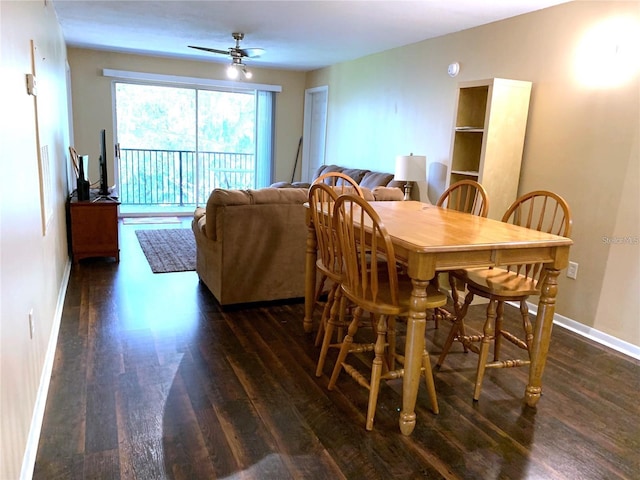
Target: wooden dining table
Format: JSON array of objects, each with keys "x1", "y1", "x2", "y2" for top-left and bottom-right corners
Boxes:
[{"x1": 304, "y1": 200, "x2": 573, "y2": 436}]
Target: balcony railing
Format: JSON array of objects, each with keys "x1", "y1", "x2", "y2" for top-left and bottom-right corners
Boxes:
[{"x1": 118, "y1": 148, "x2": 255, "y2": 206}]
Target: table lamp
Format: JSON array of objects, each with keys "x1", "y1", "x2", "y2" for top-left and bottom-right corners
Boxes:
[{"x1": 394, "y1": 153, "x2": 426, "y2": 200}]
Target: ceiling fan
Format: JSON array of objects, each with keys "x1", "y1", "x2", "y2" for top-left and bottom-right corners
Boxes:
[{"x1": 189, "y1": 33, "x2": 264, "y2": 79}]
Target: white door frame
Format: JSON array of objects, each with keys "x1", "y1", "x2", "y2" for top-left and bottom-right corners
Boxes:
[{"x1": 301, "y1": 86, "x2": 328, "y2": 183}]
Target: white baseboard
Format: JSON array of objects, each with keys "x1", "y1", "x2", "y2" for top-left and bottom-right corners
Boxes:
[
  {"x1": 20, "y1": 259, "x2": 72, "y2": 480},
  {"x1": 522, "y1": 301, "x2": 640, "y2": 361}
]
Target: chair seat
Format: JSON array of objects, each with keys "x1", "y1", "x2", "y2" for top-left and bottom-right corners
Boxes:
[
  {"x1": 455, "y1": 267, "x2": 539, "y2": 298},
  {"x1": 343, "y1": 275, "x2": 447, "y2": 316},
  {"x1": 316, "y1": 258, "x2": 341, "y2": 283}
]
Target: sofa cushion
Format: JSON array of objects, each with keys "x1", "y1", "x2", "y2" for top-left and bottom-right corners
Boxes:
[
  {"x1": 269, "y1": 181, "x2": 294, "y2": 188},
  {"x1": 248, "y1": 187, "x2": 308, "y2": 204},
  {"x1": 387, "y1": 179, "x2": 405, "y2": 189},
  {"x1": 360, "y1": 171, "x2": 395, "y2": 189},
  {"x1": 338, "y1": 168, "x2": 369, "y2": 184},
  {"x1": 356, "y1": 187, "x2": 375, "y2": 201},
  {"x1": 274, "y1": 164, "x2": 400, "y2": 192},
  {"x1": 372, "y1": 186, "x2": 404, "y2": 201},
  {"x1": 314, "y1": 164, "x2": 343, "y2": 179},
  {"x1": 316, "y1": 165, "x2": 369, "y2": 185},
  {"x1": 205, "y1": 187, "x2": 308, "y2": 241},
  {"x1": 268, "y1": 181, "x2": 311, "y2": 189}
]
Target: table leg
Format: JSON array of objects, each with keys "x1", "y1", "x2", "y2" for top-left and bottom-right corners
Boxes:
[
  {"x1": 525, "y1": 267, "x2": 560, "y2": 407},
  {"x1": 303, "y1": 224, "x2": 318, "y2": 333},
  {"x1": 400, "y1": 278, "x2": 429, "y2": 436}
]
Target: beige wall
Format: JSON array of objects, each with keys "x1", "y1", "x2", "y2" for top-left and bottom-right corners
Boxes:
[
  {"x1": 67, "y1": 48, "x2": 307, "y2": 186},
  {"x1": 306, "y1": 1, "x2": 640, "y2": 348},
  {"x1": 0, "y1": 1, "x2": 71, "y2": 478}
]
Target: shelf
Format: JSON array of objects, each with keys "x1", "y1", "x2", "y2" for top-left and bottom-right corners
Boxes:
[
  {"x1": 451, "y1": 170, "x2": 479, "y2": 177},
  {"x1": 451, "y1": 132, "x2": 483, "y2": 173},
  {"x1": 456, "y1": 85, "x2": 489, "y2": 127},
  {"x1": 455, "y1": 127, "x2": 484, "y2": 133}
]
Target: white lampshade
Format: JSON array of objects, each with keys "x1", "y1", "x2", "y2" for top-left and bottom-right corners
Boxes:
[{"x1": 394, "y1": 154, "x2": 427, "y2": 182}]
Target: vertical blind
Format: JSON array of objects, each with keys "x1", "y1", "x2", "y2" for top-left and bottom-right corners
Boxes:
[{"x1": 255, "y1": 90, "x2": 275, "y2": 188}]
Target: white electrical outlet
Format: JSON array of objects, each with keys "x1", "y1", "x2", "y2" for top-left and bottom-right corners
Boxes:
[{"x1": 567, "y1": 261, "x2": 579, "y2": 280}]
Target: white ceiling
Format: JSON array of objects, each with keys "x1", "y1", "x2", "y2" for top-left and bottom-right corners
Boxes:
[{"x1": 53, "y1": 0, "x2": 572, "y2": 71}]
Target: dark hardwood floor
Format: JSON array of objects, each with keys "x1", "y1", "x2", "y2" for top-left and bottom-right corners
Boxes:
[{"x1": 34, "y1": 218, "x2": 639, "y2": 479}]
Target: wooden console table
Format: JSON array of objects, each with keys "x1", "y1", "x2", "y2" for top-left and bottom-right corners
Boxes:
[{"x1": 68, "y1": 193, "x2": 120, "y2": 263}]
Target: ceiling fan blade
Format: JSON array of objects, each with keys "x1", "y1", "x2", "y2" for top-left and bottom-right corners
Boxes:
[
  {"x1": 238, "y1": 48, "x2": 265, "y2": 58},
  {"x1": 188, "y1": 45, "x2": 230, "y2": 55}
]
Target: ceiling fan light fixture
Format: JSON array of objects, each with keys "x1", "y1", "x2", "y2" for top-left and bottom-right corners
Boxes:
[
  {"x1": 190, "y1": 32, "x2": 261, "y2": 81},
  {"x1": 227, "y1": 59, "x2": 252, "y2": 80},
  {"x1": 226, "y1": 63, "x2": 239, "y2": 79}
]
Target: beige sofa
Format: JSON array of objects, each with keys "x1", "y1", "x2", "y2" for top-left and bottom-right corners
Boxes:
[{"x1": 192, "y1": 165, "x2": 403, "y2": 306}]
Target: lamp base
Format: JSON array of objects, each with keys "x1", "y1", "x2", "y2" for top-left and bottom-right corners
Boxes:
[{"x1": 403, "y1": 182, "x2": 413, "y2": 201}]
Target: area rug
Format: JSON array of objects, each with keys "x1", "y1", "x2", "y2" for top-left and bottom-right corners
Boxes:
[
  {"x1": 123, "y1": 216, "x2": 181, "y2": 225},
  {"x1": 135, "y1": 229, "x2": 196, "y2": 273}
]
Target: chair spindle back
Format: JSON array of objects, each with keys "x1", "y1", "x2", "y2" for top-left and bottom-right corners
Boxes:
[
  {"x1": 502, "y1": 190, "x2": 572, "y2": 282},
  {"x1": 314, "y1": 171, "x2": 365, "y2": 198},
  {"x1": 333, "y1": 194, "x2": 400, "y2": 308},
  {"x1": 436, "y1": 179, "x2": 489, "y2": 217}
]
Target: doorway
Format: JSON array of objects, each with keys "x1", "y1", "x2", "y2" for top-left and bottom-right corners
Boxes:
[{"x1": 301, "y1": 86, "x2": 328, "y2": 183}]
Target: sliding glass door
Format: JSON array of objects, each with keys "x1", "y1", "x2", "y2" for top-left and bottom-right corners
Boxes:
[
  {"x1": 196, "y1": 89, "x2": 255, "y2": 198},
  {"x1": 114, "y1": 82, "x2": 274, "y2": 214}
]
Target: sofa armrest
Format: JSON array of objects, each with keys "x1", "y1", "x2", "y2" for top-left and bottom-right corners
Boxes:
[
  {"x1": 194, "y1": 207, "x2": 206, "y2": 222},
  {"x1": 205, "y1": 189, "x2": 251, "y2": 241}
]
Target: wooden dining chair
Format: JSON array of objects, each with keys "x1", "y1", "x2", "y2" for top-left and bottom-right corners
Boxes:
[
  {"x1": 436, "y1": 179, "x2": 489, "y2": 217},
  {"x1": 328, "y1": 194, "x2": 447, "y2": 430},
  {"x1": 309, "y1": 173, "x2": 364, "y2": 376},
  {"x1": 433, "y1": 180, "x2": 489, "y2": 328},
  {"x1": 437, "y1": 190, "x2": 572, "y2": 401}
]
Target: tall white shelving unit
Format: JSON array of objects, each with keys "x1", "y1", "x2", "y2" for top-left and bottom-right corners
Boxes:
[{"x1": 448, "y1": 78, "x2": 532, "y2": 220}]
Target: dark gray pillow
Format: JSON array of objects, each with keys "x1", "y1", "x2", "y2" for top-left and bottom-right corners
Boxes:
[{"x1": 360, "y1": 171, "x2": 395, "y2": 189}]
